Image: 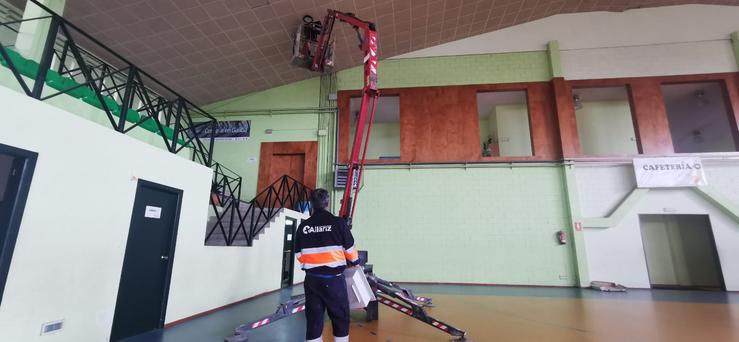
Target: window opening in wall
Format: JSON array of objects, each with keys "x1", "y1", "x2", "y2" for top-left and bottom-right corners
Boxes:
[
  {"x1": 349, "y1": 95, "x2": 400, "y2": 160},
  {"x1": 572, "y1": 86, "x2": 639, "y2": 156},
  {"x1": 476, "y1": 91, "x2": 532, "y2": 157},
  {"x1": 661, "y1": 82, "x2": 739, "y2": 153}
]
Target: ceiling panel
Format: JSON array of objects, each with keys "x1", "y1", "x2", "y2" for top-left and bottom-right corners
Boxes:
[{"x1": 58, "y1": 0, "x2": 739, "y2": 105}]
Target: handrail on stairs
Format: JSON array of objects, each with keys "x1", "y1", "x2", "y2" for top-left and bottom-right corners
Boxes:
[{"x1": 206, "y1": 175, "x2": 312, "y2": 246}]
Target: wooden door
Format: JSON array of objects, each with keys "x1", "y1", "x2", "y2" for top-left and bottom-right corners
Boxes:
[
  {"x1": 268, "y1": 153, "x2": 305, "y2": 184},
  {"x1": 256, "y1": 142, "x2": 318, "y2": 206}
]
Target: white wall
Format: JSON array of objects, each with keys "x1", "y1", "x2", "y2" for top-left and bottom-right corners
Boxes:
[
  {"x1": 0, "y1": 87, "x2": 308, "y2": 341},
  {"x1": 0, "y1": 86, "x2": 210, "y2": 341},
  {"x1": 562, "y1": 40, "x2": 737, "y2": 80},
  {"x1": 576, "y1": 161, "x2": 739, "y2": 290},
  {"x1": 394, "y1": 5, "x2": 739, "y2": 79},
  {"x1": 166, "y1": 208, "x2": 308, "y2": 323}
]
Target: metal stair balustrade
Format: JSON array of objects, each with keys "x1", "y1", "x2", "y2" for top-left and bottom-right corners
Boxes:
[
  {"x1": 205, "y1": 175, "x2": 312, "y2": 246},
  {"x1": 0, "y1": 1, "x2": 292, "y2": 248},
  {"x1": 0, "y1": 0, "x2": 217, "y2": 166}
]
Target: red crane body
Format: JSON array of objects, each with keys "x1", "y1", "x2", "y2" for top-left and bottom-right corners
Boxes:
[
  {"x1": 310, "y1": 10, "x2": 379, "y2": 226},
  {"x1": 223, "y1": 11, "x2": 470, "y2": 342}
]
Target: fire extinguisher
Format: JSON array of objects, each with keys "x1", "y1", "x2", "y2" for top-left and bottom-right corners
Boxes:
[{"x1": 557, "y1": 230, "x2": 567, "y2": 245}]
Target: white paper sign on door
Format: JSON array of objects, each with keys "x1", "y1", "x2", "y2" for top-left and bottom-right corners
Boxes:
[{"x1": 145, "y1": 206, "x2": 162, "y2": 219}]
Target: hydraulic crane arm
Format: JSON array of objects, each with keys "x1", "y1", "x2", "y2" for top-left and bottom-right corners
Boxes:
[{"x1": 310, "y1": 10, "x2": 379, "y2": 227}]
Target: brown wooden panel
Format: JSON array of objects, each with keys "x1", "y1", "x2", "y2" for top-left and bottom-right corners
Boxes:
[
  {"x1": 721, "y1": 74, "x2": 739, "y2": 150},
  {"x1": 401, "y1": 86, "x2": 480, "y2": 162},
  {"x1": 257, "y1": 141, "x2": 318, "y2": 195},
  {"x1": 568, "y1": 72, "x2": 739, "y2": 156},
  {"x1": 629, "y1": 79, "x2": 674, "y2": 155},
  {"x1": 552, "y1": 78, "x2": 581, "y2": 157},
  {"x1": 257, "y1": 142, "x2": 275, "y2": 190},
  {"x1": 338, "y1": 82, "x2": 563, "y2": 164},
  {"x1": 338, "y1": 72, "x2": 739, "y2": 163},
  {"x1": 268, "y1": 154, "x2": 305, "y2": 184},
  {"x1": 527, "y1": 82, "x2": 561, "y2": 160}
]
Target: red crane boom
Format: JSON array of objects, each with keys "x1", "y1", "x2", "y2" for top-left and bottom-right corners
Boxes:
[
  {"x1": 310, "y1": 10, "x2": 379, "y2": 227},
  {"x1": 224, "y1": 12, "x2": 471, "y2": 342}
]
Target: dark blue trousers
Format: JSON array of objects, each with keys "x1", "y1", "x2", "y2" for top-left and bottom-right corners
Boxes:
[{"x1": 304, "y1": 273, "x2": 350, "y2": 340}]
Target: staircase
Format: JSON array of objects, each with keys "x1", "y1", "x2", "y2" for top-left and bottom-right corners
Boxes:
[
  {"x1": 205, "y1": 174, "x2": 311, "y2": 247},
  {"x1": 206, "y1": 204, "x2": 271, "y2": 246}
]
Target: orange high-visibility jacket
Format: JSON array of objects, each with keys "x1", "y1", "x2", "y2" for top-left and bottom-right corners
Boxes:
[{"x1": 295, "y1": 209, "x2": 359, "y2": 275}]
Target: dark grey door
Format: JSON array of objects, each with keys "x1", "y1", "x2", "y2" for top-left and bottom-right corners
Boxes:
[
  {"x1": 0, "y1": 144, "x2": 37, "y2": 308},
  {"x1": 110, "y1": 180, "x2": 182, "y2": 341},
  {"x1": 281, "y1": 217, "x2": 297, "y2": 288}
]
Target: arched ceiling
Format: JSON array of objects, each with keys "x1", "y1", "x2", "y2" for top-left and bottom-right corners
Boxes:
[{"x1": 57, "y1": 0, "x2": 739, "y2": 104}]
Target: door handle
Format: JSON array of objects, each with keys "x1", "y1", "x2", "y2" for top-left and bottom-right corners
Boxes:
[{"x1": 161, "y1": 255, "x2": 169, "y2": 260}]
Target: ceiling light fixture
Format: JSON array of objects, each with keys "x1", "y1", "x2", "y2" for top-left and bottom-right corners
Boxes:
[{"x1": 695, "y1": 90, "x2": 709, "y2": 106}]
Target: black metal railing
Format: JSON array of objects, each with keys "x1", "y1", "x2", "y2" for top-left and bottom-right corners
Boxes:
[
  {"x1": 206, "y1": 175, "x2": 312, "y2": 246},
  {"x1": 211, "y1": 162, "x2": 243, "y2": 207},
  {"x1": 1, "y1": 1, "x2": 299, "y2": 248},
  {"x1": 0, "y1": 0, "x2": 217, "y2": 166}
]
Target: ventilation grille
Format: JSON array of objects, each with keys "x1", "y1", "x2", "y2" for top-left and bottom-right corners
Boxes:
[
  {"x1": 40, "y1": 320, "x2": 63, "y2": 335},
  {"x1": 334, "y1": 165, "x2": 348, "y2": 188}
]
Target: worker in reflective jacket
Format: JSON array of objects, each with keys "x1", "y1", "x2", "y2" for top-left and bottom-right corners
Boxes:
[{"x1": 295, "y1": 188, "x2": 359, "y2": 342}]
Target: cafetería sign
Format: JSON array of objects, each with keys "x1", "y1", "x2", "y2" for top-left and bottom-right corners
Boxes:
[{"x1": 633, "y1": 157, "x2": 707, "y2": 188}]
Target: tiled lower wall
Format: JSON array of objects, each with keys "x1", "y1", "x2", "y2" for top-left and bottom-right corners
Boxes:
[{"x1": 345, "y1": 164, "x2": 577, "y2": 286}]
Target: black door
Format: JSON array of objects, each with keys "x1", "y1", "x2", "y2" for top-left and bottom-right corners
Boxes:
[
  {"x1": 0, "y1": 144, "x2": 37, "y2": 308},
  {"x1": 280, "y1": 217, "x2": 298, "y2": 288},
  {"x1": 110, "y1": 180, "x2": 182, "y2": 341}
]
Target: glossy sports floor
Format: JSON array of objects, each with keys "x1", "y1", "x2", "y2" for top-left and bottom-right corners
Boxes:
[{"x1": 123, "y1": 284, "x2": 739, "y2": 342}]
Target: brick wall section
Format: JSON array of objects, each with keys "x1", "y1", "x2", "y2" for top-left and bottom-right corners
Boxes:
[{"x1": 349, "y1": 166, "x2": 576, "y2": 286}]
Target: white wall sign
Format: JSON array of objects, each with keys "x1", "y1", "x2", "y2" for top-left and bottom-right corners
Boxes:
[
  {"x1": 633, "y1": 157, "x2": 707, "y2": 188},
  {"x1": 144, "y1": 206, "x2": 162, "y2": 219}
]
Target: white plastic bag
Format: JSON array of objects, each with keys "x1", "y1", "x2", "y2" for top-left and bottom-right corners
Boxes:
[{"x1": 343, "y1": 266, "x2": 375, "y2": 309}]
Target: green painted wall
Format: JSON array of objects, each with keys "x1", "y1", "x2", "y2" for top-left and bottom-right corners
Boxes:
[
  {"x1": 575, "y1": 101, "x2": 639, "y2": 156},
  {"x1": 348, "y1": 166, "x2": 575, "y2": 286},
  {"x1": 336, "y1": 51, "x2": 551, "y2": 90},
  {"x1": 204, "y1": 77, "x2": 329, "y2": 199},
  {"x1": 209, "y1": 114, "x2": 320, "y2": 199},
  {"x1": 547, "y1": 41, "x2": 563, "y2": 78},
  {"x1": 205, "y1": 50, "x2": 555, "y2": 197},
  {"x1": 199, "y1": 50, "x2": 573, "y2": 286}
]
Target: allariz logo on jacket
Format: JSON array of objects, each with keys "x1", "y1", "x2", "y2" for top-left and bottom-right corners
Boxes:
[{"x1": 303, "y1": 225, "x2": 333, "y2": 234}]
